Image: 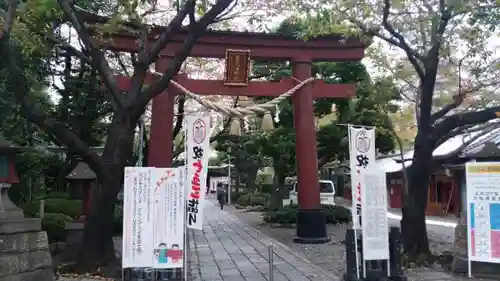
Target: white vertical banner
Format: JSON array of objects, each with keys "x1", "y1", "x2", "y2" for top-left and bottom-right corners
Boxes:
[
  {"x1": 348, "y1": 125, "x2": 376, "y2": 229},
  {"x1": 361, "y1": 170, "x2": 390, "y2": 260},
  {"x1": 151, "y1": 168, "x2": 185, "y2": 269},
  {"x1": 122, "y1": 167, "x2": 155, "y2": 268},
  {"x1": 185, "y1": 115, "x2": 211, "y2": 230}
]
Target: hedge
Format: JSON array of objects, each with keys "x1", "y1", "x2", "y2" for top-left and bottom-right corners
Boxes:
[
  {"x1": 22, "y1": 197, "x2": 124, "y2": 236},
  {"x1": 42, "y1": 213, "x2": 73, "y2": 243},
  {"x1": 263, "y1": 204, "x2": 351, "y2": 224},
  {"x1": 236, "y1": 193, "x2": 269, "y2": 207},
  {"x1": 22, "y1": 198, "x2": 82, "y2": 218}
]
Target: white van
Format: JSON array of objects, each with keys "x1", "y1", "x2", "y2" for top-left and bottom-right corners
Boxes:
[{"x1": 288, "y1": 180, "x2": 336, "y2": 205}]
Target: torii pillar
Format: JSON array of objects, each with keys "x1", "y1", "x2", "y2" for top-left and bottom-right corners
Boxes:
[{"x1": 110, "y1": 29, "x2": 367, "y2": 244}]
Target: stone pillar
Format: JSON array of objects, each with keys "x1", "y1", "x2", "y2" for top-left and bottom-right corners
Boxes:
[
  {"x1": 0, "y1": 183, "x2": 54, "y2": 281},
  {"x1": 291, "y1": 59, "x2": 329, "y2": 244},
  {"x1": 148, "y1": 56, "x2": 175, "y2": 167}
]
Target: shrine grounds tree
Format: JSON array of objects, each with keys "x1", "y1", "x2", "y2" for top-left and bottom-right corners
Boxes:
[
  {"x1": 284, "y1": 0, "x2": 500, "y2": 259},
  {"x1": 0, "y1": 0, "x2": 242, "y2": 272}
]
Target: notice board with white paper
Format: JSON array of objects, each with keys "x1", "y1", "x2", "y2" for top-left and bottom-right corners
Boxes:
[{"x1": 361, "y1": 170, "x2": 390, "y2": 260}]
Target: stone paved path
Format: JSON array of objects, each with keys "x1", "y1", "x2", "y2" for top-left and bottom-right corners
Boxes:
[{"x1": 188, "y1": 200, "x2": 339, "y2": 281}]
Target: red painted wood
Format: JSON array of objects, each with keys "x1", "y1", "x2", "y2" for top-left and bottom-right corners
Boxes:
[
  {"x1": 87, "y1": 28, "x2": 366, "y2": 60},
  {"x1": 147, "y1": 60, "x2": 175, "y2": 167},
  {"x1": 115, "y1": 74, "x2": 356, "y2": 98},
  {"x1": 292, "y1": 61, "x2": 321, "y2": 209}
]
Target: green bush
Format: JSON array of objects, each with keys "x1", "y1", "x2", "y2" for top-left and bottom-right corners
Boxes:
[
  {"x1": 236, "y1": 193, "x2": 269, "y2": 207},
  {"x1": 236, "y1": 194, "x2": 252, "y2": 206},
  {"x1": 44, "y1": 192, "x2": 70, "y2": 199},
  {"x1": 250, "y1": 196, "x2": 267, "y2": 206},
  {"x1": 259, "y1": 184, "x2": 273, "y2": 194},
  {"x1": 263, "y1": 204, "x2": 352, "y2": 224},
  {"x1": 42, "y1": 213, "x2": 72, "y2": 243},
  {"x1": 22, "y1": 198, "x2": 82, "y2": 218}
]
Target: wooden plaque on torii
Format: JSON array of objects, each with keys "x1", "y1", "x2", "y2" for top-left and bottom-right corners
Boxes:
[{"x1": 224, "y1": 49, "x2": 251, "y2": 86}]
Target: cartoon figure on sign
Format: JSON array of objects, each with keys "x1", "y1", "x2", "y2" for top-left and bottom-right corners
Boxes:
[
  {"x1": 156, "y1": 243, "x2": 168, "y2": 263},
  {"x1": 167, "y1": 244, "x2": 183, "y2": 264}
]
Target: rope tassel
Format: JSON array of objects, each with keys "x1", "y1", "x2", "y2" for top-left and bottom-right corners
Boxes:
[
  {"x1": 229, "y1": 119, "x2": 242, "y2": 136},
  {"x1": 261, "y1": 112, "x2": 274, "y2": 132}
]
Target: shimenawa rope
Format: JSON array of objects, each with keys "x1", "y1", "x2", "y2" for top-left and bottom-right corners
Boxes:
[{"x1": 151, "y1": 71, "x2": 313, "y2": 117}]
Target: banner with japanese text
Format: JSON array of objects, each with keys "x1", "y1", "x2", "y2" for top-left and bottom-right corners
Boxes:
[
  {"x1": 348, "y1": 125, "x2": 376, "y2": 229},
  {"x1": 122, "y1": 167, "x2": 155, "y2": 268},
  {"x1": 152, "y1": 168, "x2": 185, "y2": 269},
  {"x1": 185, "y1": 115, "x2": 211, "y2": 230},
  {"x1": 361, "y1": 170, "x2": 390, "y2": 260}
]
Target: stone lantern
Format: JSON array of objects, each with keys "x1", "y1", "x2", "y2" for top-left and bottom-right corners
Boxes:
[
  {"x1": 62, "y1": 161, "x2": 96, "y2": 262},
  {"x1": 0, "y1": 138, "x2": 54, "y2": 280},
  {"x1": 65, "y1": 161, "x2": 96, "y2": 220},
  {"x1": 0, "y1": 138, "x2": 21, "y2": 220}
]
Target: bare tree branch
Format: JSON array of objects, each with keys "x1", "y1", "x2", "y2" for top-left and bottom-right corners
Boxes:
[
  {"x1": 435, "y1": 122, "x2": 498, "y2": 148},
  {"x1": 427, "y1": 0, "x2": 452, "y2": 61},
  {"x1": 125, "y1": 0, "x2": 196, "y2": 104},
  {"x1": 435, "y1": 123, "x2": 500, "y2": 160},
  {"x1": 434, "y1": 106, "x2": 500, "y2": 139},
  {"x1": 381, "y1": 0, "x2": 425, "y2": 79},
  {"x1": 172, "y1": 94, "x2": 186, "y2": 139},
  {"x1": 131, "y1": 0, "x2": 235, "y2": 121},
  {"x1": 58, "y1": 0, "x2": 123, "y2": 110}
]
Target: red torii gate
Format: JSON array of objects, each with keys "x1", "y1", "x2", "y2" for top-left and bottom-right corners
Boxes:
[{"x1": 106, "y1": 29, "x2": 367, "y2": 243}]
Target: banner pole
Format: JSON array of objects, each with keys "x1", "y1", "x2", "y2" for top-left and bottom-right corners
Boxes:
[
  {"x1": 349, "y1": 124, "x2": 360, "y2": 279},
  {"x1": 183, "y1": 122, "x2": 188, "y2": 281}
]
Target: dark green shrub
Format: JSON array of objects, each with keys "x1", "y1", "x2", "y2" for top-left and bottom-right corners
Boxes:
[
  {"x1": 324, "y1": 205, "x2": 352, "y2": 224},
  {"x1": 259, "y1": 184, "x2": 273, "y2": 194},
  {"x1": 236, "y1": 194, "x2": 252, "y2": 206},
  {"x1": 42, "y1": 213, "x2": 72, "y2": 243},
  {"x1": 22, "y1": 198, "x2": 82, "y2": 218},
  {"x1": 263, "y1": 204, "x2": 351, "y2": 224},
  {"x1": 250, "y1": 196, "x2": 267, "y2": 206},
  {"x1": 45, "y1": 192, "x2": 70, "y2": 199}
]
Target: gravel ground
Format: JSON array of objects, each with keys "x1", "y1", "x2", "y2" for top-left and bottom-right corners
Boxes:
[{"x1": 223, "y1": 205, "x2": 497, "y2": 281}]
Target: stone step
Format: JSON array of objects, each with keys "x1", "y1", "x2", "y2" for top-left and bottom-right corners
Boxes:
[{"x1": 0, "y1": 219, "x2": 41, "y2": 235}]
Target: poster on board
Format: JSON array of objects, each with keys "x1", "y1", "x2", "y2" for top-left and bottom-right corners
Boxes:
[
  {"x1": 466, "y1": 162, "x2": 500, "y2": 264},
  {"x1": 122, "y1": 167, "x2": 155, "y2": 268},
  {"x1": 151, "y1": 168, "x2": 184, "y2": 269},
  {"x1": 348, "y1": 125, "x2": 376, "y2": 229},
  {"x1": 361, "y1": 170, "x2": 390, "y2": 260},
  {"x1": 185, "y1": 115, "x2": 211, "y2": 230}
]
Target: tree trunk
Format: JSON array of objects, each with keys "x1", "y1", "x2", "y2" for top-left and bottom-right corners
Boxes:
[
  {"x1": 401, "y1": 132, "x2": 433, "y2": 260},
  {"x1": 245, "y1": 168, "x2": 258, "y2": 191},
  {"x1": 270, "y1": 168, "x2": 285, "y2": 209},
  {"x1": 76, "y1": 115, "x2": 135, "y2": 272}
]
